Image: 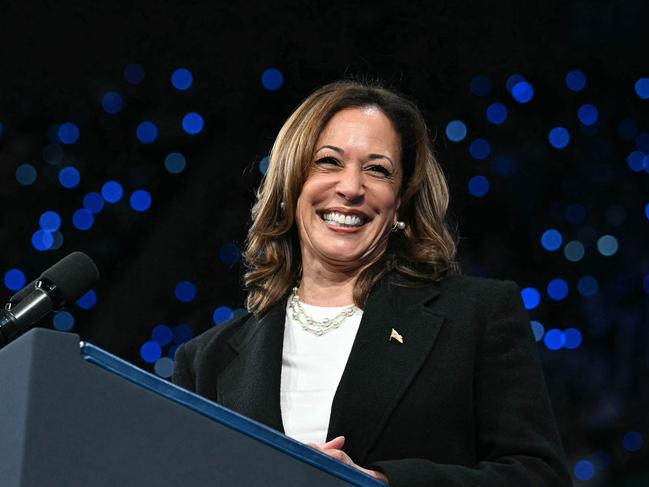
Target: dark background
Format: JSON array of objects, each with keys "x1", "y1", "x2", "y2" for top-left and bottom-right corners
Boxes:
[{"x1": 1, "y1": 1, "x2": 648, "y2": 484}]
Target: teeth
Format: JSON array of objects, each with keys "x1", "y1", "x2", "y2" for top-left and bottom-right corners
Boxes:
[{"x1": 323, "y1": 212, "x2": 364, "y2": 227}]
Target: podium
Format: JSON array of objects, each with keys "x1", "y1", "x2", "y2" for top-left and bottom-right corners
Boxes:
[{"x1": 0, "y1": 329, "x2": 382, "y2": 486}]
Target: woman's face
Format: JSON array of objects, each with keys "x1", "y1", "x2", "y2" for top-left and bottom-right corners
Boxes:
[{"x1": 295, "y1": 106, "x2": 402, "y2": 272}]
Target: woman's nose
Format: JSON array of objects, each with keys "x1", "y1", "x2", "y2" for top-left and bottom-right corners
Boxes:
[{"x1": 335, "y1": 165, "x2": 365, "y2": 203}]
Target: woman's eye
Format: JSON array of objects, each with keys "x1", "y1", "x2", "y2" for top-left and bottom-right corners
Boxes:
[
  {"x1": 367, "y1": 165, "x2": 392, "y2": 177},
  {"x1": 315, "y1": 157, "x2": 340, "y2": 166}
]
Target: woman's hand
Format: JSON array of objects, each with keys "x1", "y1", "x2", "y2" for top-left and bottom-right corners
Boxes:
[{"x1": 310, "y1": 436, "x2": 389, "y2": 485}]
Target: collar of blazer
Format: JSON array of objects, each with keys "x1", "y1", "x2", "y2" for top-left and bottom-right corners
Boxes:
[{"x1": 217, "y1": 275, "x2": 445, "y2": 464}]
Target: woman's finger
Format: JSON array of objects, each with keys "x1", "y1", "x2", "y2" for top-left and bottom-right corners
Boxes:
[{"x1": 321, "y1": 435, "x2": 346, "y2": 450}]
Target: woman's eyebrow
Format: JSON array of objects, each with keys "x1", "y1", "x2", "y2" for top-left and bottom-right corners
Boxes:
[{"x1": 316, "y1": 145, "x2": 344, "y2": 154}]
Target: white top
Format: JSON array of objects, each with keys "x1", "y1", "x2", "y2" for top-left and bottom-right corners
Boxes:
[{"x1": 280, "y1": 300, "x2": 363, "y2": 444}]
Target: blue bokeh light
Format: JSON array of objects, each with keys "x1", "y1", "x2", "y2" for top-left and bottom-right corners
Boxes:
[
  {"x1": 564, "y1": 204, "x2": 586, "y2": 224},
  {"x1": 129, "y1": 190, "x2": 152, "y2": 212},
  {"x1": 32, "y1": 230, "x2": 54, "y2": 251},
  {"x1": 101, "y1": 91, "x2": 123, "y2": 114},
  {"x1": 564, "y1": 328, "x2": 582, "y2": 349},
  {"x1": 182, "y1": 112, "x2": 204, "y2": 135},
  {"x1": 511, "y1": 81, "x2": 534, "y2": 103},
  {"x1": 469, "y1": 75, "x2": 491, "y2": 96},
  {"x1": 140, "y1": 341, "x2": 162, "y2": 363},
  {"x1": 219, "y1": 243, "x2": 241, "y2": 265},
  {"x1": 173, "y1": 324, "x2": 193, "y2": 344},
  {"x1": 58, "y1": 166, "x2": 81, "y2": 189},
  {"x1": 646, "y1": 202, "x2": 649, "y2": 221},
  {"x1": 547, "y1": 278, "x2": 569, "y2": 301},
  {"x1": 50, "y1": 231, "x2": 64, "y2": 250},
  {"x1": 261, "y1": 68, "x2": 283, "y2": 90},
  {"x1": 39, "y1": 210, "x2": 61, "y2": 231},
  {"x1": 83, "y1": 192, "x2": 105, "y2": 213},
  {"x1": 152, "y1": 324, "x2": 173, "y2": 346},
  {"x1": 468, "y1": 175, "x2": 489, "y2": 197},
  {"x1": 213, "y1": 306, "x2": 234, "y2": 325},
  {"x1": 124, "y1": 63, "x2": 145, "y2": 85},
  {"x1": 259, "y1": 156, "x2": 270, "y2": 175},
  {"x1": 544, "y1": 329, "x2": 565, "y2": 350},
  {"x1": 563, "y1": 241, "x2": 585, "y2": 262},
  {"x1": 565, "y1": 70, "x2": 587, "y2": 92},
  {"x1": 486, "y1": 103, "x2": 507, "y2": 125},
  {"x1": 58, "y1": 123, "x2": 80, "y2": 144},
  {"x1": 155, "y1": 356, "x2": 175, "y2": 377},
  {"x1": 597, "y1": 235, "x2": 618, "y2": 256},
  {"x1": 42, "y1": 144, "x2": 64, "y2": 165},
  {"x1": 16, "y1": 164, "x2": 37, "y2": 185},
  {"x1": 3, "y1": 269, "x2": 26, "y2": 291},
  {"x1": 574, "y1": 460, "x2": 595, "y2": 481},
  {"x1": 634, "y1": 78, "x2": 649, "y2": 99},
  {"x1": 530, "y1": 321, "x2": 545, "y2": 342},
  {"x1": 626, "y1": 151, "x2": 648, "y2": 172},
  {"x1": 154, "y1": 357, "x2": 175, "y2": 378},
  {"x1": 51, "y1": 230, "x2": 63, "y2": 250},
  {"x1": 521, "y1": 287, "x2": 541, "y2": 310},
  {"x1": 101, "y1": 181, "x2": 123, "y2": 203},
  {"x1": 76, "y1": 289, "x2": 97, "y2": 309},
  {"x1": 506, "y1": 74, "x2": 526, "y2": 92},
  {"x1": 136, "y1": 121, "x2": 158, "y2": 143},
  {"x1": 175, "y1": 280, "x2": 197, "y2": 302},
  {"x1": 548, "y1": 127, "x2": 570, "y2": 149},
  {"x1": 165, "y1": 152, "x2": 186, "y2": 174},
  {"x1": 445, "y1": 120, "x2": 467, "y2": 142},
  {"x1": 577, "y1": 104, "x2": 598, "y2": 126},
  {"x1": 53, "y1": 311, "x2": 75, "y2": 331},
  {"x1": 578, "y1": 276, "x2": 598, "y2": 297},
  {"x1": 171, "y1": 68, "x2": 193, "y2": 90},
  {"x1": 72, "y1": 209, "x2": 94, "y2": 231},
  {"x1": 541, "y1": 229, "x2": 562, "y2": 251},
  {"x1": 469, "y1": 139, "x2": 491, "y2": 160},
  {"x1": 623, "y1": 431, "x2": 644, "y2": 452}
]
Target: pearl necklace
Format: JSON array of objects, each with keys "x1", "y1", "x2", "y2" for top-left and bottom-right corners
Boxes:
[{"x1": 289, "y1": 286, "x2": 358, "y2": 336}]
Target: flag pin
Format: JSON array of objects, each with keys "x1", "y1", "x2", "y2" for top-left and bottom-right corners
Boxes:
[{"x1": 389, "y1": 328, "x2": 403, "y2": 344}]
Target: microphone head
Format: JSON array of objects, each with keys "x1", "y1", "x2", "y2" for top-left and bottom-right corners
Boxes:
[{"x1": 40, "y1": 251, "x2": 100, "y2": 304}]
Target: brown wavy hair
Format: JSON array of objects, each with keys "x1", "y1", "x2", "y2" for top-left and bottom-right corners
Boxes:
[{"x1": 243, "y1": 80, "x2": 458, "y2": 315}]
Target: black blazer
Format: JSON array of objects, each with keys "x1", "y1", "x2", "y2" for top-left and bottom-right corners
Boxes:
[{"x1": 172, "y1": 274, "x2": 571, "y2": 486}]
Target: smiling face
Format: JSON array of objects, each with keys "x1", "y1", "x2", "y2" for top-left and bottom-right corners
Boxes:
[{"x1": 295, "y1": 106, "x2": 402, "y2": 274}]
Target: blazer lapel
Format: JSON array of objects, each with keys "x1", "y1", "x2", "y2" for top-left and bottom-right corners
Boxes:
[
  {"x1": 217, "y1": 298, "x2": 287, "y2": 433},
  {"x1": 327, "y1": 279, "x2": 444, "y2": 464}
]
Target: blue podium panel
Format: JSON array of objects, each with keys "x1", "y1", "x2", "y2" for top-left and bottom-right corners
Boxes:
[{"x1": 0, "y1": 329, "x2": 382, "y2": 487}]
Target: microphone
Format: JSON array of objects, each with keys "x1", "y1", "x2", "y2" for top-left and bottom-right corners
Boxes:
[{"x1": 0, "y1": 251, "x2": 100, "y2": 348}]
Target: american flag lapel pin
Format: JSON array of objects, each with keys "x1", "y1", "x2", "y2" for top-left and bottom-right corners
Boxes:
[{"x1": 389, "y1": 328, "x2": 403, "y2": 344}]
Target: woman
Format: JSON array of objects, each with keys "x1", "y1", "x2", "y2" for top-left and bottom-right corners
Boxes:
[{"x1": 173, "y1": 81, "x2": 571, "y2": 486}]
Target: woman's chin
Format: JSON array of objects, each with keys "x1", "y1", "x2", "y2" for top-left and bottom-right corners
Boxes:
[{"x1": 314, "y1": 246, "x2": 381, "y2": 269}]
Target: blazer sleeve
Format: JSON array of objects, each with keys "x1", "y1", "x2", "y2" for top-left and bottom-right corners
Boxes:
[
  {"x1": 171, "y1": 343, "x2": 196, "y2": 393},
  {"x1": 371, "y1": 281, "x2": 571, "y2": 486}
]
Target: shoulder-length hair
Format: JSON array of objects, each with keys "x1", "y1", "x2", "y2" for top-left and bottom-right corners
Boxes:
[{"x1": 243, "y1": 80, "x2": 458, "y2": 315}]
